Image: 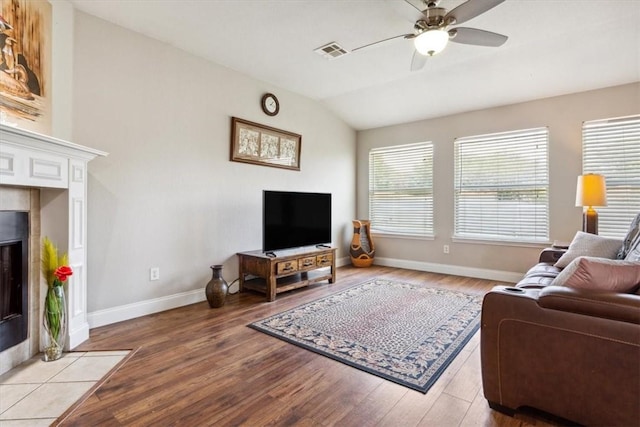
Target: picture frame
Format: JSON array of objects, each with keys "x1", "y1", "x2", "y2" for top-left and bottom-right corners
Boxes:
[
  {"x1": 230, "y1": 117, "x2": 302, "y2": 171},
  {"x1": 0, "y1": 0, "x2": 52, "y2": 134}
]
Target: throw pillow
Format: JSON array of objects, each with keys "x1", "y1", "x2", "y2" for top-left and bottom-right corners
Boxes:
[
  {"x1": 617, "y1": 213, "x2": 640, "y2": 259},
  {"x1": 625, "y1": 238, "x2": 640, "y2": 262},
  {"x1": 554, "y1": 231, "x2": 622, "y2": 269},
  {"x1": 552, "y1": 256, "x2": 640, "y2": 293}
]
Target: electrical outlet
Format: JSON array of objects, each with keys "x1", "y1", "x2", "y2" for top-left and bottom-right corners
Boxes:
[
  {"x1": 443, "y1": 245, "x2": 450, "y2": 254},
  {"x1": 149, "y1": 267, "x2": 160, "y2": 281}
]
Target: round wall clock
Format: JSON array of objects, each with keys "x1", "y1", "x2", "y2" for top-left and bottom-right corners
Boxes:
[{"x1": 261, "y1": 93, "x2": 280, "y2": 116}]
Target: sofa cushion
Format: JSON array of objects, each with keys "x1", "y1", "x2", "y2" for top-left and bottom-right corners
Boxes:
[
  {"x1": 551, "y1": 256, "x2": 640, "y2": 293},
  {"x1": 524, "y1": 263, "x2": 562, "y2": 278},
  {"x1": 516, "y1": 275, "x2": 556, "y2": 289},
  {"x1": 515, "y1": 263, "x2": 561, "y2": 289},
  {"x1": 554, "y1": 231, "x2": 622, "y2": 269}
]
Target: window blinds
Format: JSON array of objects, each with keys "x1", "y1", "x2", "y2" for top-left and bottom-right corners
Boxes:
[
  {"x1": 583, "y1": 115, "x2": 640, "y2": 238},
  {"x1": 369, "y1": 142, "x2": 433, "y2": 236},
  {"x1": 454, "y1": 128, "x2": 549, "y2": 242}
]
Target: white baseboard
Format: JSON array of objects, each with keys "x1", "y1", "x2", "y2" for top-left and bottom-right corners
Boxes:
[
  {"x1": 88, "y1": 289, "x2": 206, "y2": 329},
  {"x1": 68, "y1": 322, "x2": 90, "y2": 350},
  {"x1": 90, "y1": 258, "x2": 350, "y2": 329},
  {"x1": 373, "y1": 257, "x2": 522, "y2": 284},
  {"x1": 336, "y1": 256, "x2": 351, "y2": 267},
  {"x1": 89, "y1": 257, "x2": 518, "y2": 329}
]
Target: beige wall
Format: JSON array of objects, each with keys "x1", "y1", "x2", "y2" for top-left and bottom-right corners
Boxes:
[
  {"x1": 54, "y1": 2, "x2": 637, "y2": 319},
  {"x1": 69, "y1": 11, "x2": 356, "y2": 313},
  {"x1": 357, "y1": 83, "x2": 640, "y2": 275}
]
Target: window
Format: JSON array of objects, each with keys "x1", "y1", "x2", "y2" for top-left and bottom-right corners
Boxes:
[
  {"x1": 369, "y1": 142, "x2": 433, "y2": 237},
  {"x1": 583, "y1": 115, "x2": 640, "y2": 238},
  {"x1": 454, "y1": 128, "x2": 549, "y2": 243}
]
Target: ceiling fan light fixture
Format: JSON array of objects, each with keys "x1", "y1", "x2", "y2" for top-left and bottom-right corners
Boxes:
[{"x1": 414, "y1": 29, "x2": 449, "y2": 56}]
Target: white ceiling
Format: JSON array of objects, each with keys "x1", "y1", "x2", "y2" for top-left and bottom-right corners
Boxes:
[{"x1": 67, "y1": 0, "x2": 640, "y2": 130}]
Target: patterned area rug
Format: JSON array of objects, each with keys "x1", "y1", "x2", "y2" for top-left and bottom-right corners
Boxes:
[{"x1": 249, "y1": 278, "x2": 482, "y2": 393}]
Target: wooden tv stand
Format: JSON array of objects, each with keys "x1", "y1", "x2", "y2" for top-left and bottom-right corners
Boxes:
[{"x1": 237, "y1": 246, "x2": 336, "y2": 302}]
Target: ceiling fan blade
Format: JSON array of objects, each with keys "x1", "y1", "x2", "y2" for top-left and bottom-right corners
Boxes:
[
  {"x1": 351, "y1": 33, "x2": 413, "y2": 53},
  {"x1": 444, "y1": 0, "x2": 505, "y2": 25},
  {"x1": 410, "y1": 50, "x2": 427, "y2": 71},
  {"x1": 384, "y1": 0, "x2": 427, "y2": 23},
  {"x1": 448, "y1": 27, "x2": 507, "y2": 47}
]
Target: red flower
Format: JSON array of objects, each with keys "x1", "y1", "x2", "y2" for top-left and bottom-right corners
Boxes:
[{"x1": 54, "y1": 266, "x2": 73, "y2": 283}]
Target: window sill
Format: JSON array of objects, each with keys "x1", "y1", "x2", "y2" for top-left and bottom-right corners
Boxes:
[
  {"x1": 451, "y1": 236, "x2": 551, "y2": 249},
  {"x1": 371, "y1": 232, "x2": 435, "y2": 241}
]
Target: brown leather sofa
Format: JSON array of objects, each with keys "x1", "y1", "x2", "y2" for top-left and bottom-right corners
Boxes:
[{"x1": 481, "y1": 221, "x2": 640, "y2": 426}]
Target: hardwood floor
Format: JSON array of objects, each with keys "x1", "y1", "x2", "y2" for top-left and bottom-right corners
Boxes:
[{"x1": 58, "y1": 266, "x2": 557, "y2": 426}]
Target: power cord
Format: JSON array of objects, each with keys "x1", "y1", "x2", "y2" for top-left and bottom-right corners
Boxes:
[{"x1": 227, "y1": 278, "x2": 240, "y2": 295}]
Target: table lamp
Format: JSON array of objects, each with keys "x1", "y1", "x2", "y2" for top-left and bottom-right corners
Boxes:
[{"x1": 575, "y1": 174, "x2": 607, "y2": 234}]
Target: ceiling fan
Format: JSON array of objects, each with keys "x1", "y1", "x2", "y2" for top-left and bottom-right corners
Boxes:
[{"x1": 352, "y1": 0, "x2": 508, "y2": 71}]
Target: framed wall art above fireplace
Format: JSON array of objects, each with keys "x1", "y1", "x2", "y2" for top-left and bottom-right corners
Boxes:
[{"x1": 230, "y1": 117, "x2": 301, "y2": 171}]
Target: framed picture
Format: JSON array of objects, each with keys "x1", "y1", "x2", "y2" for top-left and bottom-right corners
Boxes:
[
  {"x1": 230, "y1": 117, "x2": 301, "y2": 171},
  {"x1": 0, "y1": 0, "x2": 52, "y2": 134}
]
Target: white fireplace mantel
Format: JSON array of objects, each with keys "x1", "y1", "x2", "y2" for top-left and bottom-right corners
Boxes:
[{"x1": 0, "y1": 124, "x2": 107, "y2": 350}]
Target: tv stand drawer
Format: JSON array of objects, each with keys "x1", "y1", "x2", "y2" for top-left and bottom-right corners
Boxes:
[
  {"x1": 298, "y1": 256, "x2": 316, "y2": 270},
  {"x1": 276, "y1": 260, "x2": 298, "y2": 275},
  {"x1": 317, "y1": 253, "x2": 333, "y2": 267}
]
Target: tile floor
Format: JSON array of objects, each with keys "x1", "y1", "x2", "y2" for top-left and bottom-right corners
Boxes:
[{"x1": 0, "y1": 351, "x2": 129, "y2": 426}]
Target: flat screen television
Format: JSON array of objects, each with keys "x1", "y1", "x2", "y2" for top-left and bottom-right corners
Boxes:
[{"x1": 263, "y1": 190, "x2": 332, "y2": 252}]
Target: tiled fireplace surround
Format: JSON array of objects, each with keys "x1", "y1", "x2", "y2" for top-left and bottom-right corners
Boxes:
[{"x1": 0, "y1": 125, "x2": 106, "y2": 375}]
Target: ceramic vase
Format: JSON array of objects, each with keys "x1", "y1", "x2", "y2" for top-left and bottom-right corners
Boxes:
[
  {"x1": 205, "y1": 265, "x2": 228, "y2": 308},
  {"x1": 350, "y1": 220, "x2": 375, "y2": 267},
  {"x1": 42, "y1": 286, "x2": 66, "y2": 361}
]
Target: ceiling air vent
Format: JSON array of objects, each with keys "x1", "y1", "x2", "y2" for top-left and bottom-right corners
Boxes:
[{"x1": 314, "y1": 42, "x2": 349, "y2": 60}]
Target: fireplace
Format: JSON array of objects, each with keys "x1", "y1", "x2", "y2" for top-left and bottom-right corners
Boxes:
[
  {"x1": 0, "y1": 211, "x2": 29, "y2": 351},
  {"x1": 0, "y1": 124, "x2": 107, "y2": 374}
]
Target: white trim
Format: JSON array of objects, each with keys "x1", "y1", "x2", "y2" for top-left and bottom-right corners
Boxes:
[
  {"x1": 90, "y1": 257, "x2": 352, "y2": 328},
  {"x1": 336, "y1": 256, "x2": 351, "y2": 267},
  {"x1": 372, "y1": 232, "x2": 435, "y2": 241},
  {"x1": 88, "y1": 289, "x2": 206, "y2": 328},
  {"x1": 1, "y1": 123, "x2": 108, "y2": 159},
  {"x1": 88, "y1": 255, "x2": 512, "y2": 329},
  {"x1": 451, "y1": 236, "x2": 551, "y2": 249},
  {"x1": 68, "y1": 322, "x2": 90, "y2": 350},
  {"x1": 373, "y1": 256, "x2": 522, "y2": 283}
]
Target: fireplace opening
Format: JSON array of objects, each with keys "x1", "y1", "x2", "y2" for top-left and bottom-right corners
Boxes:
[{"x1": 0, "y1": 211, "x2": 29, "y2": 352}]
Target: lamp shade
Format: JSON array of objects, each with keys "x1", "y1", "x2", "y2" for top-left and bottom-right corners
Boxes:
[
  {"x1": 576, "y1": 174, "x2": 607, "y2": 207},
  {"x1": 414, "y1": 29, "x2": 449, "y2": 56}
]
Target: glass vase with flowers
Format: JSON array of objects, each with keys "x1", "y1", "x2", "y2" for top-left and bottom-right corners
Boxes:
[{"x1": 41, "y1": 237, "x2": 73, "y2": 361}]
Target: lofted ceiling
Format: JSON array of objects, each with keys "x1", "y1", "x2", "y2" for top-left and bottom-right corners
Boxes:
[{"x1": 67, "y1": 0, "x2": 640, "y2": 130}]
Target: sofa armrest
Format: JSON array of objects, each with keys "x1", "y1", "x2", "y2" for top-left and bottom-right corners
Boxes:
[
  {"x1": 538, "y1": 286, "x2": 640, "y2": 324},
  {"x1": 538, "y1": 248, "x2": 566, "y2": 263},
  {"x1": 481, "y1": 286, "x2": 640, "y2": 426}
]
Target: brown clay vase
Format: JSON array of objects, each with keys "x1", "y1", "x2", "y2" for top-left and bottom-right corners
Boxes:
[
  {"x1": 350, "y1": 220, "x2": 375, "y2": 267},
  {"x1": 205, "y1": 265, "x2": 228, "y2": 308}
]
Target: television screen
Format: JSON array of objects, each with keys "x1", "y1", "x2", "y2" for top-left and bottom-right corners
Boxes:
[{"x1": 263, "y1": 191, "x2": 332, "y2": 252}]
